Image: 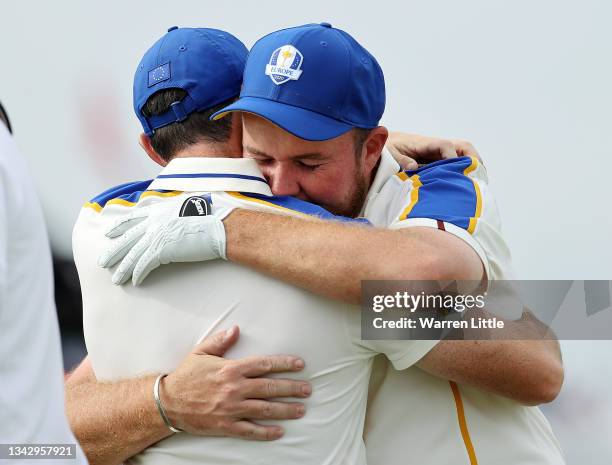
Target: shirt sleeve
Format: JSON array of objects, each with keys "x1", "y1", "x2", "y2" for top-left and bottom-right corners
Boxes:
[
  {"x1": 346, "y1": 304, "x2": 438, "y2": 371},
  {"x1": 358, "y1": 338, "x2": 439, "y2": 370},
  {"x1": 378, "y1": 157, "x2": 514, "y2": 281}
]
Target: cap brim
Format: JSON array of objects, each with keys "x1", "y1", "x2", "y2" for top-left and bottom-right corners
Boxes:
[{"x1": 211, "y1": 96, "x2": 354, "y2": 141}]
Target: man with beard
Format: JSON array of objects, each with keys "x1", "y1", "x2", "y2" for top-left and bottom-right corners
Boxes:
[{"x1": 71, "y1": 24, "x2": 564, "y2": 465}]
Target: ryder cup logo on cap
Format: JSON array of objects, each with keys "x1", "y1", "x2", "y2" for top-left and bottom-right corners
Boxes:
[
  {"x1": 211, "y1": 22, "x2": 385, "y2": 142},
  {"x1": 265, "y1": 45, "x2": 304, "y2": 84}
]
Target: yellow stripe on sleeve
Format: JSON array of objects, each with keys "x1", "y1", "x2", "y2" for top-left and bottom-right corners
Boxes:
[
  {"x1": 106, "y1": 198, "x2": 139, "y2": 208},
  {"x1": 463, "y1": 157, "x2": 483, "y2": 234},
  {"x1": 449, "y1": 381, "x2": 479, "y2": 465},
  {"x1": 463, "y1": 156, "x2": 479, "y2": 176},
  {"x1": 226, "y1": 192, "x2": 309, "y2": 218},
  {"x1": 467, "y1": 181, "x2": 482, "y2": 234},
  {"x1": 395, "y1": 171, "x2": 409, "y2": 181},
  {"x1": 398, "y1": 175, "x2": 422, "y2": 221},
  {"x1": 83, "y1": 202, "x2": 102, "y2": 212},
  {"x1": 83, "y1": 190, "x2": 183, "y2": 213},
  {"x1": 141, "y1": 190, "x2": 183, "y2": 200}
]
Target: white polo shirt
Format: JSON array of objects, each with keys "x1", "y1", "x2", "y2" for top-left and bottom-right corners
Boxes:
[
  {"x1": 0, "y1": 124, "x2": 87, "y2": 464},
  {"x1": 73, "y1": 157, "x2": 437, "y2": 465},
  {"x1": 362, "y1": 150, "x2": 565, "y2": 465}
]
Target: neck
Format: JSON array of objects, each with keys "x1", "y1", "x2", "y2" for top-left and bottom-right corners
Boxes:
[{"x1": 173, "y1": 140, "x2": 242, "y2": 159}]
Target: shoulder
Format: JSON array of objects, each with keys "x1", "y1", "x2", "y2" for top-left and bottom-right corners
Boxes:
[
  {"x1": 371, "y1": 156, "x2": 490, "y2": 232},
  {"x1": 219, "y1": 192, "x2": 370, "y2": 224},
  {"x1": 368, "y1": 157, "x2": 514, "y2": 280},
  {"x1": 82, "y1": 180, "x2": 182, "y2": 213},
  {"x1": 399, "y1": 156, "x2": 487, "y2": 232}
]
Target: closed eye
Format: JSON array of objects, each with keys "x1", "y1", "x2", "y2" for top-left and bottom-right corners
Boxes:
[
  {"x1": 296, "y1": 160, "x2": 323, "y2": 170},
  {"x1": 253, "y1": 158, "x2": 274, "y2": 166}
]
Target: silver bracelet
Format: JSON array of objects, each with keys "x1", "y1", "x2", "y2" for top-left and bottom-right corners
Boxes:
[{"x1": 153, "y1": 374, "x2": 183, "y2": 433}]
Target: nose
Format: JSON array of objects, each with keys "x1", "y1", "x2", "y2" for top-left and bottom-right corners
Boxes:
[{"x1": 265, "y1": 164, "x2": 301, "y2": 197}]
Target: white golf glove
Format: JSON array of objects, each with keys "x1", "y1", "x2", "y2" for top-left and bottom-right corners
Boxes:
[{"x1": 98, "y1": 195, "x2": 231, "y2": 286}]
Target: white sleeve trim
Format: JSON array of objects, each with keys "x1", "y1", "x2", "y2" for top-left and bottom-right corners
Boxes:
[
  {"x1": 388, "y1": 340, "x2": 439, "y2": 371},
  {"x1": 389, "y1": 217, "x2": 491, "y2": 281}
]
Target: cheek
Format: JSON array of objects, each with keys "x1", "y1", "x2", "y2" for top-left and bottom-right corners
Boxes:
[{"x1": 302, "y1": 170, "x2": 355, "y2": 205}]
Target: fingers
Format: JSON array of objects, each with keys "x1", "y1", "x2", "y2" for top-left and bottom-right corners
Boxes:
[
  {"x1": 195, "y1": 326, "x2": 240, "y2": 357},
  {"x1": 98, "y1": 220, "x2": 148, "y2": 269},
  {"x1": 451, "y1": 139, "x2": 482, "y2": 161},
  {"x1": 390, "y1": 149, "x2": 419, "y2": 171},
  {"x1": 388, "y1": 134, "x2": 458, "y2": 163},
  {"x1": 436, "y1": 141, "x2": 458, "y2": 159},
  {"x1": 236, "y1": 355, "x2": 305, "y2": 377},
  {"x1": 131, "y1": 242, "x2": 162, "y2": 286},
  {"x1": 386, "y1": 145, "x2": 418, "y2": 170},
  {"x1": 385, "y1": 144, "x2": 401, "y2": 159},
  {"x1": 239, "y1": 400, "x2": 305, "y2": 420},
  {"x1": 387, "y1": 132, "x2": 480, "y2": 165},
  {"x1": 105, "y1": 207, "x2": 150, "y2": 238},
  {"x1": 110, "y1": 229, "x2": 154, "y2": 285},
  {"x1": 228, "y1": 420, "x2": 284, "y2": 441},
  {"x1": 243, "y1": 378, "x2": 312, "y2": 399},
  {"x1": 386, "y1": 131, "x2": 420, "y2": 158}
]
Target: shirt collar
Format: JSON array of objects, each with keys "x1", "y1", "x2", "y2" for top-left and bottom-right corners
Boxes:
[
  {"x1": 361, "y1": 148, "x2": 400, "y2": 211},
  {"x1": 148, "y1": 157, "x2": 273, "y2": 196}
]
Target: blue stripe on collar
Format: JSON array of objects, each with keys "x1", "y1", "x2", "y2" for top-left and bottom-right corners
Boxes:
[{"x1": 156, "y1": 173, "x2": 267, "y2": 183}]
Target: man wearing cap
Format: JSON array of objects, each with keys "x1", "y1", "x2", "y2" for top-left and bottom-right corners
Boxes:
[
  {"x1": 68, "y1": 26, "x2": 482, "y2": 465},
  {"x1": 101, "y1": 23, "x2": 565, "y2": 465},
  {"x1": 67, "y1": 28, "x2": 311, "y2": 464}
]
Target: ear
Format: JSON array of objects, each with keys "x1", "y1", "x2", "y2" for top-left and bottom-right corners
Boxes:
[
  {"x1": 139, "y1": 133, "x2": 168, "y2": 167},
  {"x1": 362, "y1": 126, "x2": 389, "y2": 174}
]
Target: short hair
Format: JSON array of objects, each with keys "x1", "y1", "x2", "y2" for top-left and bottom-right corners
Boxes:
[
  {"x1": 142, "y1": 88, "x2": 234, "y2": 162},
  {"x1": 353, "y1": 127, "x2": 371, "y2": 158}
]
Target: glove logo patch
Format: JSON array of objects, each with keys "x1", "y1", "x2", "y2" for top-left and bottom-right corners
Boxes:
[{"x1": 179, "y1": 196, "x2": 211, "y2": 217}]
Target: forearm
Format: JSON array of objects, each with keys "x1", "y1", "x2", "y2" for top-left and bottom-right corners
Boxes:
[
  {"x1": 66, "y1": 375, "x2": 171, "y2": 465},
  {"x1": 224, "y1": 210, "x2": 449, "y2": 304},
  {"x1": 64, "y1": 331, "x2": 310, "y2": 460},
  {"x1": 417, "y1": 313, "x2": 563, "y2": 405}
]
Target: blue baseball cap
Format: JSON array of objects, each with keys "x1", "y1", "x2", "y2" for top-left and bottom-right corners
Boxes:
[
  {"x1": 133, "y1": 26, "x2": 248, "y2": 136},
  {"x1": 211, "y1": 22, "x2": 385, "y2": 141}
]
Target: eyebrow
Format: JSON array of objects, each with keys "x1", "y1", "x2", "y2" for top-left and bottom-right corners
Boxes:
[{"x1": 244, "y1": 145, "x2": 328, "y2": 161}]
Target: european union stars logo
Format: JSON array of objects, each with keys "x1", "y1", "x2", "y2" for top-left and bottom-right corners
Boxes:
[
  {"x1": 265, "y1": 45, "x2": 303, "y2": 85},
  {"x1": 148, "y1": 62, "x2": 171, "y2": 87}
]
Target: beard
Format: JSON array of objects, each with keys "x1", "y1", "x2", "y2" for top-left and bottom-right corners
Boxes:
[
  {"x1": 325, "y1": 167, "x2": 368, "y2": 218},
  {"x1": 345, "y1": 172, "x2": 368, "y2": 218}
]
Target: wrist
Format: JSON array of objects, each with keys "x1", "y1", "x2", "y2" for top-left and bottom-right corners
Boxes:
[
  {"x1": 140, "y1": 375, "x2": 174, "y2": 441},
  {"x1": 155, "y1": 373, "x2": 184, "y2": 434},
  {"x1": 222, "y1": 209, "x2": 249, "y2": 261},
  {"x1": 221, "y1": 207, "x2": 245, "y2": 227}
]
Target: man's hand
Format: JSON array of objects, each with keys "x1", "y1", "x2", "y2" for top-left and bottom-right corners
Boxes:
[
  {"x1": 162, "y1": 325, "x2": 310, "y2": 439},
  {"x1": 66, "y1": 326, "x2": 311, "y2": 465},
  {"x1": 386, "y1": 132, "x2": 481, "y2": 170},
  {"x1": 98, "y1": 200, "x2": 228, "y2": 285}
]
